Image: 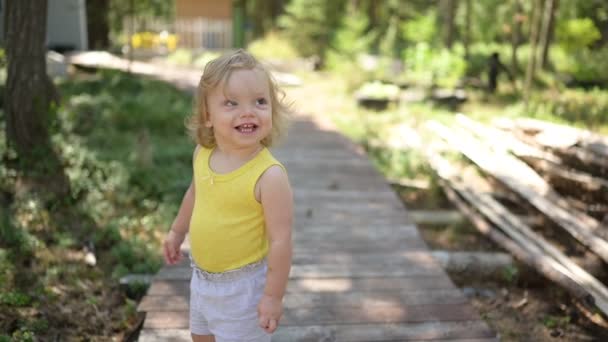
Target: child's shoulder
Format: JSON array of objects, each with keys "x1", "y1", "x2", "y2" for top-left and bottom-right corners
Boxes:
[{"x1": 193, "y1": 144, "x2": 213, "y2": 159}]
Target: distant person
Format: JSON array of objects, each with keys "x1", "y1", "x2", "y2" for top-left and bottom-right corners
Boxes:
[
  {"x1": 488, "y1": 52, "x2": 514, "y2": 93},
  {"x1": 163, "y1": 49, "x2": 294, "y2": 341}
]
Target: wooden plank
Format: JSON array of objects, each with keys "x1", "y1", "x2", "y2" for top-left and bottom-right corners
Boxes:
[
  {"x1": 281, "y1": 303, "x2": 482, "y2": 325},
  {"x1": 142, "y1": 303, "x2": 483, "y2": 329},
  {"x1": 145, "y1": 275, "x2": 456, "y2": 296},
  {"x1": 139, "y1": 288, "x2": 468, "y2": 312},
  {"x1": 273, "y1": 321, "x2": 495, "y2": 341},
  {"x1": 291, "y1": 240, "x2": 428, "y2": 254},
  {"x1": 289, "y1": 176, "x2": 390, "y2": 191},
  {"x1": 286, "y1": 275, "x2": 456, "y2": 293},
  {"x1": 294, "y1": 188, "x2": 398, "y2": 202},
  {"x1": 138, "y1": 321, "x2": 496, "y2": 342},
  {"x1": 293, "y1": 228, "x2": 420, "y2": 243},
  {"x1": 146, "y1": 280, "x2": 189, "y2": 296},
  {"x1": 409, "y1": 210, "x2": 464, "y2": 225},
  {"x1": 293, "y1": 223, "x2": 419, "y2": 236},
  {"x1": 428, "y1": 121, "x2": 608, "y2": 263},
  {"x1": 153, "y1": 258, "x2": 443, "y2": 281}
]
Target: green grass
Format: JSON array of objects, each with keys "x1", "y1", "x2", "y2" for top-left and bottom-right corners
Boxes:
[{"x1": 1, "y1": 69, "x2": 194, "y2": 339}]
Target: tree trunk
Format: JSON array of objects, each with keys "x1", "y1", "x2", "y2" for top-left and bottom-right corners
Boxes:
[
  {"x1": 464, "y1": 0, "x2": 471, "y2": 61},
  {"x1": 4, "y1": 0, "x2": 68, "y2": 196},
  {"x1": 510, "y1": 0, "x2": 523, "y2": 73},
  {"x1": 538, "y1": 0, "x2": 558, "y2": 70},
  {"x1": 366, "y1": 0, "x2": 377, "y2": 34},
  {"x1": 86, "y1": 0, "x2": 110, "y2": 50},
  {"x1": 524, "y1": 0, "x2": 542, "y2": 106},
  {"x1": 441, "y1": 0, "x2": 457, "y2": 50}
]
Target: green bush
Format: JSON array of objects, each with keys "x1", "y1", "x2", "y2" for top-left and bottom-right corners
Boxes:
[
  {"x1": 402, "y1": 43, "x2": 467, "y2": 87},
  {"x1": 556, "y1": 18, "x2": 601, "y2": 52},
  {"x1": 248, "y1": 32, "x2": 299, "y2": 60},
  {"x1": 553, "y1": 47, "x2": 608, "y2": 83},
  {"x1": 527, "y1": 88, "x2": 608, "y2": 127},
  {"x1": 402, "y1": 10, "x2": 437, "y2": 45}
]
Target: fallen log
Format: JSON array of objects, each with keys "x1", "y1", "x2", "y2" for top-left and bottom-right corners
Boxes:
[
  {"x1": 455, "y1": 114, "x2": 562, "y2": 163},
  {"x1": 426, "y1": 121, "x2": 608, "y2": 263},
  {"x1": 497, "y1": 118, "x2": 608, "y2": 176},
  {"x1": 437, "y1": 178, "x2": 594, "y2": 307},
  {"x1": 429, "y1": 149, "x2": 608, "y2": 315},
  {"x1": 410, "y1": 210, "x2": 464, "y2": 225},
  {"x1": 511, "y1": 117, "x2": 608, "y2": 159},
  {"x1": 430, "y1": 250, "x2": 513, "y2": 278},
  {"x1": 425, "y1": 149, "x2": 604, "y2": 314},
  {"x1": 454, "y1": 115, "x2": 608, "y2": 203}
]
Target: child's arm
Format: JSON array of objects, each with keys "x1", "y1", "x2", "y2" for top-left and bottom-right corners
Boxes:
[
  {"x1": 257, "y1": 165, "x2": 293, "y2": 334},
  {"x1": 163, "y1": 146, "x2": 199, "y2": 265}
]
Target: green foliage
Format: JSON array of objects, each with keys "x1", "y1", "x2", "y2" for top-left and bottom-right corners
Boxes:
[
  {"x1": 552, "y1": 47, "x2": 608, "y2": 83},
  {"x1": 556, "y1": 18, "x2": 601, "y2": 52},
  {"x1": 278, "y1": 0, "x2": 347, "y2": 58},
  {"x1": 525, "y1": 88, "x2": 608, "y2": 128},
  {"x1": 402, "y1": 10, "x2": 437, "y2": 45},
  {"x1": 330, "y1": 7, "x2": 374, "y2": 59},
  {"x1": 248, "y1": 32, "x2": 299, "y2": 60},
  {"x1": 110, "y1": 237, "x2": 161, "y2": 278},
  {"x1": 326, "y1": 5, "x2": 376, "y2": 90},
  {"x1": 51, "y1": 72, "x2": 192, "y2": 264},
  {"x1": 402, "y1": 43, "x2": 467, "y2": 87},
  {"x1": 542, "y1": 314, "x2": 570, "y2": 329},
  {"x1": 502, "y1": 265, "x2": 519, "y2": 284},
  {"x1": 379, "y1": 15, "x2": 401, "y2": 58},
  {"x1": 0, "y1": 291, "x2": 32, "y2": 307}
]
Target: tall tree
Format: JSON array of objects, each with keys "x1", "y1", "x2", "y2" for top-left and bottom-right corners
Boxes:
[
  {"x1": 524, "y1": 0, "x2": 542, "y2": 106},
  {"x1": 537, "y1": 0, "x2": 558, "y2": 70},
  {"x1": 463, "y1": 0, "x2": 472, "y2": 61},
  {"x1": 440, "y1": 0, "x2": 457, "y2": 50},
  {"x1": 510, "y1": 0, "x2": 524, "y2": 73},
  {"x1": 4, "y1": 0, "x2": 68, "y2": 195},
  {"x1": 87, "y1": 0, "x2": 110, "y2": 49}
]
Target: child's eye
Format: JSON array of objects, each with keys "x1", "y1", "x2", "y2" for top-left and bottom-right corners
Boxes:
[
  {"x1": 256, "y1": 98, "x2": 268, "y2": 105},
  {"x1": 224, "y1": 100, "x2": 237, "y2": 107}
]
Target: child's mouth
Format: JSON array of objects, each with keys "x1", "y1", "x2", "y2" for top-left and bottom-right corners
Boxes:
[{"x1": 235, "y1": 123, "x2": 258, "y2": 133}]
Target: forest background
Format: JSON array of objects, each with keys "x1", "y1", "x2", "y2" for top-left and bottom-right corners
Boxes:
[{"x1": 2, "y1": 0, "x2": 608, "y2": 340}]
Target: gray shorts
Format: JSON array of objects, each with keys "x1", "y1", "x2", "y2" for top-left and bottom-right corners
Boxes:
[{"x1": 190, "y1": 260, "x2": 271, "y2": 342}]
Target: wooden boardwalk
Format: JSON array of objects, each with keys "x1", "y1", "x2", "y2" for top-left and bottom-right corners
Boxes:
[{"x1": 137, "y1": 116, "x2": 498, "y2": 341}]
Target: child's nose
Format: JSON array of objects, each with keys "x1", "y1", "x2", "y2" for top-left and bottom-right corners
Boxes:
[{"x1": 240, "y1": 105, "x2": 256, "y2": 117}]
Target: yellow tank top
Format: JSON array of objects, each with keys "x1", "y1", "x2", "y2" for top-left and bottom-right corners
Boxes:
[{"x1": 189, "y1": 146, "x2": 285, "y2": 272}]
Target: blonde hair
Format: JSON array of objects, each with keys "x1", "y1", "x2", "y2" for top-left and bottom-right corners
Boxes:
[{"x1": 187, "y1": 49, "x2": 292, "y2": 148}]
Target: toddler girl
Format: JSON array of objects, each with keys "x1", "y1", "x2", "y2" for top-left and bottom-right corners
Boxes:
[{"x1": 163, "y1": 49, "x2": 294, "y2": 342}]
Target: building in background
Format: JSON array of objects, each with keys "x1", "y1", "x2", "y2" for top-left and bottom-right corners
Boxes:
[{"x1": 0, "y1": 0, "x2": 88, "y2": 52}]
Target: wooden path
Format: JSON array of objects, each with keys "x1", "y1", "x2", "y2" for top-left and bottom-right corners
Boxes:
[
  {"x1": 66, "y1": 52, "x2": 496, "y2": 340},
  {"x1": 137, "y1": 116, "x2": 498, "y2": 341}
]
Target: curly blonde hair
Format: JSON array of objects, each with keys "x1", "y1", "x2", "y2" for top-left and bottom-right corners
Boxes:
[{"x1": 186, "y1": 49, "x2": 293, "y2": 148}]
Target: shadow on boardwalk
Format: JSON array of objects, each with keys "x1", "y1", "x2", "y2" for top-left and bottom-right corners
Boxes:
[{"x1": 69, "y1": 52, "x2": 497, "y2": 341}]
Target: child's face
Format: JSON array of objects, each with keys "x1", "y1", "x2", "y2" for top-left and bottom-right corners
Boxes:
[{"x1": 205, "y1": 68, "x2": 272, "y2": 150}]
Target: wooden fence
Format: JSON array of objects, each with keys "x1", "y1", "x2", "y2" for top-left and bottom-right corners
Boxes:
[{"x1": 124, "y1": 16, "x2": 233, "y2": 50}]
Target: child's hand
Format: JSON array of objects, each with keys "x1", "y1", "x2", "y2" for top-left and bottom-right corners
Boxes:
[
  {"x1": 257, "y1": 293, "x2": 283, "y2": 333},
  {"x1": 163, "y1": 229, "x2": 186, "y2": 265}
]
